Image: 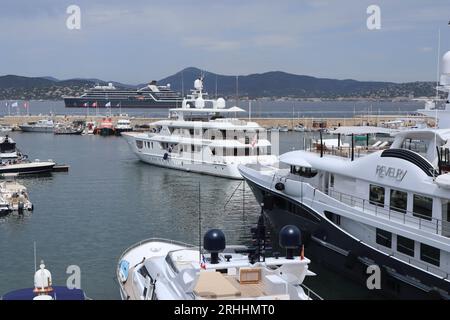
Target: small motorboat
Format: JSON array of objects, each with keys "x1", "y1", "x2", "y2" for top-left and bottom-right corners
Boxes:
[
  {"x1": 19, "y1": 119, "x2": 55, "y2": 133},
  {"x1": 117, "y1": 215, "x2": 321, "y2": 300},
  {"x1": 1, "y1": 261, "x2": 88, "y2": 300},
  {"x1": 0, "y1": 159, "x2": 55, "y2": 175},
  {"x1": 83, "y1": 121, "x2": 96, "y2": 135},
  {"x1": 94, "y1": 118, "x2": 115, "y2": 136},
  {"x1": 54, "y1": 123, "x2": 83, "y2": 135},
  {"x1": 115, "y1": 118, "x2": 133, "y2": 136},
  {"x1": 0, "y1": 180, "x2": 33, "y2": 212}
]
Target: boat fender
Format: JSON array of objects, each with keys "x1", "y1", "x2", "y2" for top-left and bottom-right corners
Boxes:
[
  {"x1": 275, "y1": 182, "x2": 285, "y2": 191},
  {"x1": 163, "y1": 153, "x2": 169, "y2": 160}
]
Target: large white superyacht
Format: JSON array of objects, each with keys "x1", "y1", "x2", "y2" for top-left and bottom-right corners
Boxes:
[
  {"x1": 239, "y1": 127, "x2": 450, "y2": 299},
  {"x1": 122, "y1": 78, "x2": 277, "y2": 179}
]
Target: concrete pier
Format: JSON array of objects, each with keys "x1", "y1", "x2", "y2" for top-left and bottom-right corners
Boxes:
[{"x1": 0, "y1": 114, "x2": 435, "y2": 130}]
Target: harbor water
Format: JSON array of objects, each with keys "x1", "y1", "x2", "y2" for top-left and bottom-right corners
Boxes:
[{"x1": 0, "y1": 130, "x2": 382, "y2": 299}]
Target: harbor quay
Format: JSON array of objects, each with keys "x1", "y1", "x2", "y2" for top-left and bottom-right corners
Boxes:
[{"x1": 0, "y1": 114, "x2": 435, "y2": 131}]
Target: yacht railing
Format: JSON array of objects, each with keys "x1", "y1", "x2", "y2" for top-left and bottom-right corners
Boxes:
[
  {"x1": 323, "y1": 188, "x2": 450, "y2": 237},
  {"x1": 300, "y1": 284, "x2": 323, "y2": 300}
]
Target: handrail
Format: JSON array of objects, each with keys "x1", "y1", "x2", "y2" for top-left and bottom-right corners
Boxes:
[
  {"x1": 323, "y1": 188, "x2": 450, "y2": 237},
  {"x1": 300, "y1": 284, "x2": 323, "y2": 300}
]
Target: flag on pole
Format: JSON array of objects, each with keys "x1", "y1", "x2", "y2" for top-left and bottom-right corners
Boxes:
[
  {"x1": 105, "y1": 101, "x2": 111, "y2": 108},
  {"x1": 11, "y1": 102, "x2": 18, "y2": 108},
  {"x1": 251, "y1": 134, "x2": 258, "y2": 148},
  {"x1": 200, "y1": 254, "x2": 206, "y2": 269}
]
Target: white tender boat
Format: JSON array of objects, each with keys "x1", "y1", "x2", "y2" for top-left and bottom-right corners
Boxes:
[
  {"x1": 19, "y1": 119, "x2": 55, "y2": 133},
  {"x1": 0, "y1": 180, "x2": 33, "y2": 212},
  {"x1": 122, "y1": 78, "x2": 277, "y2": 179},
  {"x1": 117, "y1": 220, "x2": 320, "y2": 300}
]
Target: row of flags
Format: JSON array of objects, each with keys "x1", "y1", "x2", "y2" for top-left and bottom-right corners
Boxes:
[
  {"x1": 82, "y1": 101, "x2": 120, "y2": 107},
  {"x1": 4, "y1": 101, "x2": 29, "y2": 109}
]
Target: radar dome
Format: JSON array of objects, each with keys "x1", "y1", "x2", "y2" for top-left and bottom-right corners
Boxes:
[
  {"x1": 204, "y1": 229, "x2": 226, "y2": 264},
  {"x1": 167, "y1": 83, "x2": 171, "y2": 88},
  {"x1": 215, "y1": 98, "x2": 226, "y2": 109},
  {"x1": 443, "y1": 51, "x2": 450, "y2": 75},
  {"x1": 34, "y1": 261, "x2": 52, "y2": 290},
  {"x1": 195, "y1": 96, "x2": 205, "y2": 109},
  {"x1": 194, "y1": 79, "x2": 203, "y2": 90}
]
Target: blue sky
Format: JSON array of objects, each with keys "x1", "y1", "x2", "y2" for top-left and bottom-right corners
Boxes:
[{"x1": 1, "y1": 0, "x2": 449, "y2": 84}]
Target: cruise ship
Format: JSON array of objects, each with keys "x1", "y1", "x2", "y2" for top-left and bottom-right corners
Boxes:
[
  {"x1": 122, "y1": 78, "x2": 277, "y2": 179},
  {"x1": 63, "y1": 81, "x2": 183, "y2": 108}
]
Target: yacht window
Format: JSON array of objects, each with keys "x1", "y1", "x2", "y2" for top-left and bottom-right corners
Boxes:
[
  {"x1": 390, "y1": 189, "x2": 407, "y2": 213},
  {"x1": 211, "y1": 148, "x2": 216, "y2": 156},
  {"x1": 376, "y1": 228, "x2": 392, "y2": 248},
  {"x1": 151, "y1": 142, "x2": 153, "y2": 149},
  {"x1": 234, "y1": 148, "x2": 238, "y2": 156},
  {"x1": 397, "y1": 235, "x2": 414, "y2": 257},
  {"x1": 420, "y1": 243, "x2": 440, "y2": 266},
  {"x1": 442, "y1": 200, "x2": 450, "y2": 222},
  {"x1": 257, "y1": 148, "x2": 260, "y2": 156},
  {"x1": 211, "y1": 136, "x2": 215, "y2": 140},
  {"x1": 330, "y1": 174, "x2": 334, "y2": 188},
  {"x1": 245, "y1": 148, "x2": 250, "y2": 156},
  {"x1": 369, "y1": 185, "x2": 385, "y2": 207},
  {"x1": 136, "y1": 140, "x2": 143, "y2": 149},
  {"x1": 191, "y1": 145, "x2": 195, "y2": 152},
  {"x1": 245, "y1": 136, "x2": 250, "y2": 144},
  {"x1": 290, "y1": 166, "x2": 318, "y2": 178},
  {"x1": 189, "y1": 129, "x2": 194, "y2": 136},
  {"x1": 138, "y1": 265, "x2": 150, "y2": 278},
  {"x1": 413, "y1": 195, "x2": 432, "y2": 221}
]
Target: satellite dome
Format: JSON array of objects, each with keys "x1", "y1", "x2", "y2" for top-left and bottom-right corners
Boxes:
[
  {"x1": 441, "y1": 51, "x2": 450, "y2": 86},
  {"x1": 194, "y1": 78, "x2": 203, "y2": 90},
  {"x1": 215, "y1": 98, "x2": 226, "y2": 109},
  {"x1": 195, "y1": 96, "x2": 205, "y2": 109},
  {"x1": 204, "y1": 229, "x2": 226, "y2": 264},
  {"x1": 167, "y1": 83, "x2": 171, "y2": 88}
]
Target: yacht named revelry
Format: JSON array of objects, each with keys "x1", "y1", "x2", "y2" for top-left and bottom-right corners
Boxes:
[
  {"x1": 239, "y1": 127, "x2": 450, "y2": 299},
  {"x1": 122, "y1": 78, "x2": 277, "y2": 179}
]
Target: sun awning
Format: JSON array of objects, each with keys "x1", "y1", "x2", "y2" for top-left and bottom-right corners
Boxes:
[{"x1": 279, "y1": 152, "x2": 312, "y2": 168}]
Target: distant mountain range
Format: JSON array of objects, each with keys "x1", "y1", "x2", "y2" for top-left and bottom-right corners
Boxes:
[{"x1": 0, "y1": 68, "x2": 437, "y2": 100}]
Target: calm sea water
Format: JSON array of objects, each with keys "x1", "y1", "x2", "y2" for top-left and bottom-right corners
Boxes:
[
  {"x1": 0, "y1": 100, "x2": 424, "y2": 118},
  {"x1": 0, "y1": 131, "x2": 381, "y2": 300}
]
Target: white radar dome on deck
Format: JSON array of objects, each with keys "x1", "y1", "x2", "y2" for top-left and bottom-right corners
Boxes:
[
  {"x1": 34, "y1": 261, "x2": 52, "y2": 290},
  {"x1": 441, "y1": 51, "x2": 450, "y2": 86},
  {"x1": 194, "y1": 79, "x2": 203, "y2": 90},
  {"x1": 167, "y1": 83, "x2": 171, "y2": 88},
  {"x1": 215, "y1": 98, "x2": 226, "y2": 109},
  {"x1": 195, "y1": 96, "x2": 205, "y2": 108}
]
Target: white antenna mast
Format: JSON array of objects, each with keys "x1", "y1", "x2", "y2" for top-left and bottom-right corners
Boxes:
[
  {"x1": 34, "y1": 241, "x2": 37, "y2": 272},
  {"x1": 434, "y1": 28, "x2": 441, "y2": 177}
]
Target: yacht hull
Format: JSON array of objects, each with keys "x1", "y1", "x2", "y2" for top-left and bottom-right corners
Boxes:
[
  {"x1": 0, "y1": 162, "x2": 55, "y2": 175},
  {"x1": 19, "y1": 126, "x2": 54, "y2": 133},
  {"x1": 135, "y1": 152, "x2": 242, "y2": 179},
  {"x1": 241, "y1": 173, "x2": 450, "y2": 300}
]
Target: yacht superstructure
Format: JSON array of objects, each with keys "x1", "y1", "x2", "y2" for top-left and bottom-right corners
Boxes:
[
  {"x1": 239, "y1": 127, "x2": 450, "y2": 299},
  {"x1": 122, "y1": 78, "x2": 277, "y2": 179}
]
